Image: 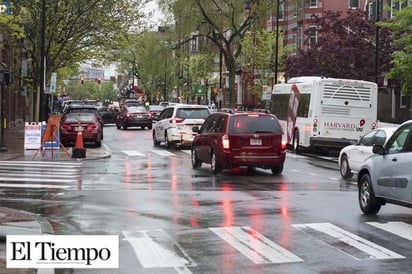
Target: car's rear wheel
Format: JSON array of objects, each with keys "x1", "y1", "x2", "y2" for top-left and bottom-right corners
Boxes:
[
  {"x1": 191, "y1": 147, "x2": 202, "y2": 169},
  {"x1": 271, "y1": 164, "x2": 284, "y2": 175},
  {"x1": 116, "y1": 124, "x2": 121, "y2": 130},
  {"x1": 340, "y1": 155, "x2": 353, "y2": 179},
  {"x1": 165, "y1": 132, "x2": 171, "y2": 149},
  {"x1": 359, "y1": 173, "x2": 381, "y2": 215},
  {"x1": 153, "y1": 131, "x2": 160, "y2": 146},
  {"x1": 211, "y1": 151, "x2": 222, "y2": 174}
]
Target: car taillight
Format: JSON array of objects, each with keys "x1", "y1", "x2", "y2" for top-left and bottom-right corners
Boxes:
[
  {"x1": 170, "y1": 118, "x2": 185, "y2": 124},
  {"x1": 61, "y1": 125, "x2": 71, "y2": 130},
  {"x1": 222, "y1": 134, "x2": 230, "y2": 150},
  {"x1": 126, "y1": 113, "x2": 131, "y2": 118},
  {"x1": 88, "y1": 124, "x2": 98, "y2": 129},
  {"x1": 281, "y1": 140, "x2": 287, "y2": 151}
]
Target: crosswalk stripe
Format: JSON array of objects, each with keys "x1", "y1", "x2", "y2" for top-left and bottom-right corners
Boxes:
[
  {"x1": 122, "y1": 150, "x2": 146, "y2": 157},
  {"x1": 122, "y1": 230, "x2": 195, "y2": 273},
  {"x1": 0, "y1": 183, "x2": 71, "y2": 189},
  {"x1": 367, "y1": 222, "x2": 412, "y2": 241},
  {"x1": 0, "y1": 161, "x2": 82, "y2": 188},
  {"x1": 152, "y1": 150, "x2": 178, "y2": 157},
  {"x1": 292, "y1": 223, "x2": 405, "y2": 260},
  {"x1": 209, "y1": 226, "x2": 304, "y2": 264}
]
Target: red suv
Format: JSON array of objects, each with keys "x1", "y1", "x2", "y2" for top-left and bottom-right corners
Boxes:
[{"x1": 191, "y1": 112, "x2": 286, "y2": 174}]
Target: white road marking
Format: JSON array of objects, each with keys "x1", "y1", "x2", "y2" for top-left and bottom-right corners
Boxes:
[
  {"x1": 122, "y1": 150, "x2": 146, "y2": 157},
  {"x1": 292, "y1": 223, "x2": 405, "y2": 260},
  {"x1": 122, "y1": 230, "x2": 195, "y2": 273},
  {"x1": 152, "y1": 150, "x2": 178, "y2": 157},
  {"x1": 181, "y1": 150, "x2": 191, "y2": 155},
  {"x1": 209, "y1": 226, "x2": 303, "y2": 264},
  {"x1": 0, "y1": 183, "x2": 70, "y2": 189},
  {"x1": 367, "y1": 222, "x2": 412, "y2": 241}
]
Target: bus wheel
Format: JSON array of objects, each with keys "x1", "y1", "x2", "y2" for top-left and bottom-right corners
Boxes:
[{"x1": 292, "y1": 129, "x2": 300, "y2": 154}]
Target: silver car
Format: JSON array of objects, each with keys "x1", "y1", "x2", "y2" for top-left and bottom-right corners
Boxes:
[
  {"x1": 338, "y1": 127, "x2": 398, "y2": 179},
  {"x1": 358, "y1": 120, "x2": 412, "y2": 215}
]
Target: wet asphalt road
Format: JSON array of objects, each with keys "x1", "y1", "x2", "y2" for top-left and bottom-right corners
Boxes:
[{"x1": 4, "y1": 125, "x2": 412, "y2": 273}]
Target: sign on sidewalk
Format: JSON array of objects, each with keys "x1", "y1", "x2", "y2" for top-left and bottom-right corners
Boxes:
[{"x1": 24, "y1": 122, "x2": 42, "y2": 149}]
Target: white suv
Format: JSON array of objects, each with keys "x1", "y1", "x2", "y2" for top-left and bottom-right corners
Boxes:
[{"x1": 153, "y1": 104, "x2": 210, "y2": 148}]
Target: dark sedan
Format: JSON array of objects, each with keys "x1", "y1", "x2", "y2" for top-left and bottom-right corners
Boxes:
[
  {"x1": 116, "y1": 106, "x2": 152, "y2": 130},
  {"x1": 148, "y1": 105, "x2": 164, "y2": 121},
  {"x1": 97, "y1": 107, "x2": 116, "y2": 125},
  {"x1": 60, "y1": 113, "x2": 103, "y2": 147}
]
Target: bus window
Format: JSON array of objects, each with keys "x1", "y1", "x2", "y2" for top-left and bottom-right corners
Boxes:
[
  {"x1": 270, "y1": 94, "x2": 289, "y2": 120},
  {"x1": 297, "y1": 94, "x2": 310, "y2": 118}
]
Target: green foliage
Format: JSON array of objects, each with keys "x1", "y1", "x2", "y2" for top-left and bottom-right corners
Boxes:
[
  {"x1": 163, "y1": 0, "x2": 274, "y2": 107},
  {"x1": 13, "y1": 0, "x2": 144, "y2": 87},
  {"x1": 65, "y1": 80, "x2": 116, "y2": 102},
  {"x1": 380, "y1": 7, "x2": 412, "y2": 94}
]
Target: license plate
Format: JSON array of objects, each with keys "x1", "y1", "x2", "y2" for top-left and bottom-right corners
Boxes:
[
  {"x1": 250, "y1": 138, "x2": 262, "y2": 145},
  {"x1": 134, "y1": 115, "x2": 142, "y2": 118}
]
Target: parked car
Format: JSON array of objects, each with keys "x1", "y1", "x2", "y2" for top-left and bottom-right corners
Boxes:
[
  {"x1": 357, "y1": 120, "x2": 412, "y2": 215},
  {"x1": 191, "y1": 112, "x2": 286, "y2": 175},
  {"x1": 115, "y1": 105, "x2": 152, "y2": 130},
  {"x1": 153, "y1": 104, "x2": 210, "y2": 148},
  {"x1": 62, "y1": 104, "x2": 103, "y2": 138},
  {"x1": 97, "y1": 106, "x2": 116, "y2": 125},
  {"x1": 60, "y1": 112, "x2": 103, "y2": 147},
  {"x1": 338, "y1": 127, "x2": 398, "y2": 179},
  {"x1": 148, "y1": 105, "x2": 164, "y2": 121}
]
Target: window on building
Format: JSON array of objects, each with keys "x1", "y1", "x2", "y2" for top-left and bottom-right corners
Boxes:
[
  {"x1": 400, "y1": 94, "x2": 410, "y2": 109},
  {"x1": 297, "y1": 27, "x2": 303, "y2": 49},
  {"x1": 278, "y1": 2, "x2": 285, "y2": 20},
  {"x1": 190, "y1": 33, "x2": 198, "y2": 53},
  {"x1": 310, "y1": 0, "x2": 318, "y2": 7},
  {"x1": 390, "y1": 0, "x2": 411, "y2": 18},
  {"x1": 349, "y1": 0, "x2": 359, "y2": 9},
  {"x1": 368, "y1": 2, "x2": 377, "y2": 20},
  {"x1": 308, "y1": 26, "x2": 317, "y2": 48}
]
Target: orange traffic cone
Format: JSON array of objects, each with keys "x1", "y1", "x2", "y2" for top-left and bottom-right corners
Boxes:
[
  {"x1": 72, "y1": 127, "x2": 86, "y2": 158},
  {"x1": 75, "y1": 130, "x2": 84, "y2": 149}
]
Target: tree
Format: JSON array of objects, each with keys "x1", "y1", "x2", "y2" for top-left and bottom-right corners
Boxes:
[
  {"x1": 380, "y1": 7, "x2": 412, "y2": 94},
  {"x1": 13, "y1": 0, "x2": 144, "y2": 115},
  {"x1": 161, "y1": 0, "x2": 273, "y2": 107},
  {"x1": 285, "y1": 10, "x2": 393, "y2": 83}
]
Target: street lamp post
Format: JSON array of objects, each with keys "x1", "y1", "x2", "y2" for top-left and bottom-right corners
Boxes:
[
  {"x1": 274, "y1": 0, "x2": 281, "y2": 85},
  {"x1": 39, "y1": 0, "x2": 47, "y2": 122}
]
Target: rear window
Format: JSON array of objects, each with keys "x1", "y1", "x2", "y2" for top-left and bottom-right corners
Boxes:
[
  {"x1": 229, "y1": 115, "x2": 283, "y2": 134},
  {"x1": 176, "y1": 108, "x2": 210, "y2": 119},
  {"x1": 127, "y1": 106, "x2": 147, "y2": 113},
  {"x1": 65, "y1": 114, "x2": 96, "y2": 122}
]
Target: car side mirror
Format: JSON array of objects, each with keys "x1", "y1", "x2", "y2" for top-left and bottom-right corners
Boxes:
[
  {"x1": 372, "y1": 144, "x2": 385, "y2": 155},
  {"x1": 192, "y1": 126, "x2": 200, "y2": 133}
]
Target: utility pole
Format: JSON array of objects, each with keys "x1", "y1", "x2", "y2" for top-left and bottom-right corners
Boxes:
[{"x1": 39, "y1": 0, "x2": 47, "y2": 122}]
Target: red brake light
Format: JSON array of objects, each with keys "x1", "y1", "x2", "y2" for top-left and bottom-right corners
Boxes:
[
  {"x1": 126, "y1": 113, "x2": 131, "y2": 118},
  {"x1": 222, "y1": 134, "x2": 230, "y2": 150},
  {"x1": 61, "y1": 125, "x2": 71, "y2": 130},
  {"x1": 87, "y1": 124, "x2": 98, "y2": 129},
  {"x1": 281, "y1": 140, "x2": 287, "y2": 151}
]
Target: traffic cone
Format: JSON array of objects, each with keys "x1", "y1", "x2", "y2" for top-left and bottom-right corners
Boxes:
[
  {"x1": 72, "y1": 128, "x2": 86, "y2": 158},
  {"x1": 75, "y1": 131, "x2": 84, "y2": 149}
]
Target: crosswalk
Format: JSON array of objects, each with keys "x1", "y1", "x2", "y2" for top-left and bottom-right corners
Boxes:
[
  {"x1": 122, "y1": 221, "x2": 412, "y2": 271},
  {"x1": 0, "y1": 160, "x2": 83, "y2": 190},
  {"x1": 122, "y1": 149, "x2": 191, "y2": 157}
]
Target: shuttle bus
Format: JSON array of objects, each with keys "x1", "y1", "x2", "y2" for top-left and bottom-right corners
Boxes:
[{"x1": 270, "y1": 76, "x2": 378, "y2": 153}]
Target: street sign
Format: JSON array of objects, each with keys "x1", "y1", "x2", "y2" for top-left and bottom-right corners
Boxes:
[{"x1": 50, "y1": 72, "x2": 57, "y2": 93}]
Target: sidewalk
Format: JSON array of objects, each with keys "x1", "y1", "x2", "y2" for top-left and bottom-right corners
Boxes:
[{"x1": 0, "y1": 126, "x2": 111, "y2": 273}]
